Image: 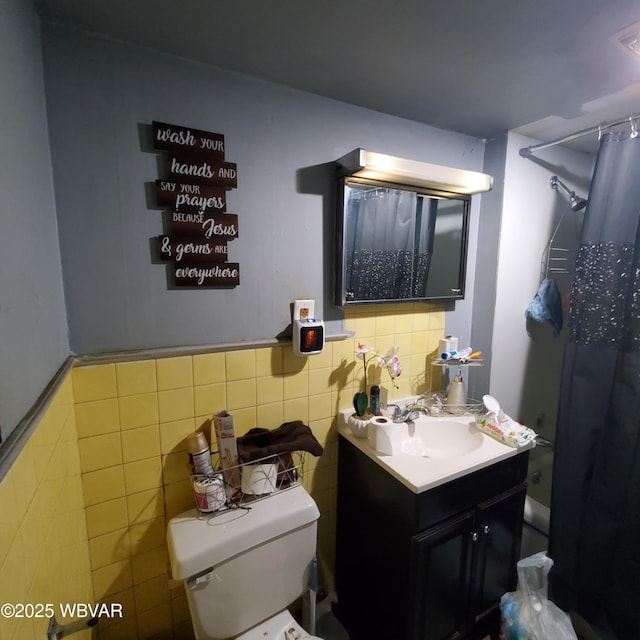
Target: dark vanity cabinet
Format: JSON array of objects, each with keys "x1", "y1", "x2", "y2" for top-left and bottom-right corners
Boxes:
[{"x1": 335, "y1": 436, "x2": 529, "y2": 640}]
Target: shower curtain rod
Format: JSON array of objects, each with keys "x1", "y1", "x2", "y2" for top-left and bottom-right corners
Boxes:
[{"x1": 519, "y1": 112, "x2": 640, "y2": 157}]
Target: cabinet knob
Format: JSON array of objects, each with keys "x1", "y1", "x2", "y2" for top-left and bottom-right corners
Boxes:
[
  {"x1": 482, "y1": 524, "x2": 491, "y2": 534},
  {"x1": 471, "y1": 531, "x2": 479, "y2": 542}
]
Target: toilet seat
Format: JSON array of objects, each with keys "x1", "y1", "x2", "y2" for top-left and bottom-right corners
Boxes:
[{"x1": 235, "y1": 609, "x2": 323, "y2": 640}]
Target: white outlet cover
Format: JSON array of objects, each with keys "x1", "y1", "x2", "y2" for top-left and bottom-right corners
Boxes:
[{"x1": 293, "y1": 299, "x2": 315, "y2": 321}]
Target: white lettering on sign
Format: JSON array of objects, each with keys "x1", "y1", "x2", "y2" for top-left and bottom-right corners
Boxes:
[
  {"x1": 170, "y1": 157, "x2": 215, "y2": 179},
  {"x1": 180, "y1": 183, "x2": 200, "y2": 194},
  {"x1": 160, "y1": 238, "x2": 215, "y2": 262},
  {"x1": 177, "y1": 242, "x2": 211, "y2": 262},
  {"x1": 175, "y1": 194, "x2": 225, "y2": 212},
  {"x1": 200, "y1": 138, "x2": 224, "y2": 151},
  {"x1": 175, "y1": 265, "x2": 240, "y2": 286},
  {"x1": 156, "y1": 126, "x2": 196, "y2": 147},
  {"x1": 160, "y1": 236, "x2": 228, "y2": 262},
  {"x1": 153, "y1": 122, "x2": 225, "y2": 154},
  {"x1": 172, "y1": 212, "x2": 204, "y2": 224},
  {"x1": 170, "y1": 156, "x2": 238, "y2": 186},
  {"x1": 156, "y1": 180, "x2": 226, "y2": 212},
  {"x1": 203, "y1": 218, "x2": 238, "y2": 238},
  {"x1": 218, "y1": 167, "x2": 237, "y2": 179}
]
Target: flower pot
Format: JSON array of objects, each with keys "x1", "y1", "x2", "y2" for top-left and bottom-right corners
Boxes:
[{"x1": 348, "y1": 414, "x2": 371, "y2": 438}]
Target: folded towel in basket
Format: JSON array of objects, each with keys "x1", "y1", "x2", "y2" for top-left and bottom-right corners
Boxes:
[{"x1": 237, "y1": 420, "x2": 324, "y2": 463}]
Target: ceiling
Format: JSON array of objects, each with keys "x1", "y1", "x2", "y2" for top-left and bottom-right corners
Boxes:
[{"x1": 35, "y1": 0, "x2": 640, "y2": 153}]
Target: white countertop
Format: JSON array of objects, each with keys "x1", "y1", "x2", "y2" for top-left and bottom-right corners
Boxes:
[{"x1": 338, "y1": 407, "x2": 534, "y2": 494}]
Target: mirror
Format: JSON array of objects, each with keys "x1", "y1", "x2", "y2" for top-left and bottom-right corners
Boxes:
[{"x1": 335, "y1": 177, "x2": 470, "y2": 305}]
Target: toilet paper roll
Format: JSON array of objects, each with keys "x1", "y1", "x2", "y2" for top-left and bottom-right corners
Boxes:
[
  {"x1": 371, "y1": 416, "x2": 395, "y2": 455},
  {"x1": 371, "y1": 416, "x2": 393, "y2": 427},
  {"x1": 241, "y1": 463, "x2": 278, "y2": 495},
  {"x1": 192, "y1": 474, "x2": 226, "y2": 513}
]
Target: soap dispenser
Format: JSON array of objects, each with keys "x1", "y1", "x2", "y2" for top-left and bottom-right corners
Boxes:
[{"x1": 446, "y1": 368, "x2": 467, "y2": 413}]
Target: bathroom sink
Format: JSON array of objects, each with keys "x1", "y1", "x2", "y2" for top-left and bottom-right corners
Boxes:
[
  {"x1": 367, "y1": 412, "x2": 484, "y2": 459},
  {"x1": 400, "y1": 417, "x2": 484, "y2": 458},
  {"x1": 338, "y1": 398, "x2": 535, "y2": 493}
]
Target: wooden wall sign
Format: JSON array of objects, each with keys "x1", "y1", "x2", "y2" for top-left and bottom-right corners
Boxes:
[
  {"x1": 150, "y1": 121, "x2": 240, "y2": 288},
  {"x1": 156, "y1": 180, "x2": 226, "y2": 212},
  {"x1": 170, "y1": 212, "x2": 238, "y2": 239},
  {"x1": 153, "y1": 121, "x2": 225, "y2": 159},
  {"x1": 167, "y1": 155, "x2": 238, "y2": 189},
  {"x1": 174, "y1": 263, "x2": 240, "y2": 287},
  {"x1": 159, "y1": 236, "x2": 229, "y2": 262}
]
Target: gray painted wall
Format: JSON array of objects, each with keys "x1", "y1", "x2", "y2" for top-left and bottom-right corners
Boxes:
[
  {"x1": 42, "y1": 25, "x2": 488, "y2": 356},
  {"x1": 469, "y1": 133, "x2": 508, "y2": 397},
  {"x1": 491, "y1": 132, "x2": 594, "y2": 433},
  {"x1": 0, "y1": 0, "x2": 69, "y2": 442}
]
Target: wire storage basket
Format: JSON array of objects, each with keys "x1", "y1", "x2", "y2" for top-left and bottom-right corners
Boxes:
[
  {"x1": 424, "y1": 392, "x2": 484, "y2": 416},
  {"x1": 190, "y1": 450, "x2": 305, "y2": 516},
  {"x1": 428, "y1": 356, "x2": 485, "y2": 416}
]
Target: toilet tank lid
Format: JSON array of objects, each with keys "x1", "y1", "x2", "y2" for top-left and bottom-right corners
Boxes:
[{"x1": 167, "y1": 485, "x2": 320, "y2": 580}]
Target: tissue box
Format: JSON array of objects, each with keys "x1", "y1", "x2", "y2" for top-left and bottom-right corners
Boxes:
[
  {"x1": 439, "y1": 336, "x2": 458, "y2": 354},
  {"x1": 213, "y1": 410, "x2": 241, "y2": 499}
]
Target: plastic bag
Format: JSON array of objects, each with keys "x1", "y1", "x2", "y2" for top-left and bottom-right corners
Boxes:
[{"x1": 500, "y1": 552, "x2": 577, "y2": 640}]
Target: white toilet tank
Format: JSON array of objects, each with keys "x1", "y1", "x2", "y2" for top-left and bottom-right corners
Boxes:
[{"x1": 167, "y1": 484, "x2": 320, "y2": 640}]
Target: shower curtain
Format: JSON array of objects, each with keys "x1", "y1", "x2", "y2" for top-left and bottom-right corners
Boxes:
[{"x1": 549, "y1": 131, "x2": 640, "y2": 640}]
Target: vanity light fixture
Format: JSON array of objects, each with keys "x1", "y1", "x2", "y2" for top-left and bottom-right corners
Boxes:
[{"x1": 336, "y1": 148, "x2": 493, "y2": 195}]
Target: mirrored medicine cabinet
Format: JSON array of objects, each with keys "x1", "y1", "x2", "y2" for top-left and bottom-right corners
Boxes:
[{"x1": 334, "y1": 149, "x2": 492, "y2": 307}]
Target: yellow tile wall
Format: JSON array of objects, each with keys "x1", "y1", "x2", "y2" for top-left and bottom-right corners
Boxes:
[
  {"x1": 0, "y1": 302, "x2": 443, "y2": 640},
  {"x1": 0, "y1": 375, "x2": 93, "y2": 640}
]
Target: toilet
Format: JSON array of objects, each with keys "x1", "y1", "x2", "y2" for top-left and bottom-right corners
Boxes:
[{"x1": 167, "y1": 484, "x2": 324, "y2": 640}]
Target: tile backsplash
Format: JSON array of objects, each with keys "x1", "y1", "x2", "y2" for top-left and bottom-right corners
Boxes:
[
  {"x1": 0, "y1": 302, "x2": 443, "y2": 639},
  {"x1": 0, "y1": 376, "x2": 94, "y2": 640}
]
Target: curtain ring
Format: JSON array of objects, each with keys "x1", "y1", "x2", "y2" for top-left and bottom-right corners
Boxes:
[{"x1": 630, "y1": 116, "x2": 638, "y2": 139}]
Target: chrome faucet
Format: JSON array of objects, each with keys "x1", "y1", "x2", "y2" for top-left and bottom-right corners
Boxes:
[{"x1": 387, "y1": 401, "x2": 429, "y2": 423}]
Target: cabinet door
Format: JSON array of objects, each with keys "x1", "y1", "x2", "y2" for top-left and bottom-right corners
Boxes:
[
  {"x1": 469, "y1": 483, "x2": 527, "y2": 625},
  {"x1": 410, "y1": 510, "x2": 475, "y2": 640}
]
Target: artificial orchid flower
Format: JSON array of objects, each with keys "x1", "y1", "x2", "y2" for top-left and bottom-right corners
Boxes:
[{"x1": 381, "y1": 347, "x2": 401, "y2": 388}]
